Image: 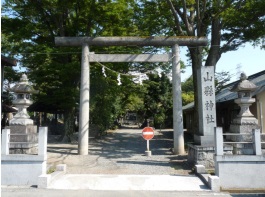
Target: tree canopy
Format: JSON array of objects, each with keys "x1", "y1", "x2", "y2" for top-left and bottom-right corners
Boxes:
[
  {"x1": 136, "y1": 0, "x2": 265, "y2": 130},
  {"x1": 2, "y1": 0, "x2": 264, "y2": 138},
  {"x1": 2, "y1": 0, "x2": 143, "y2": 139}
]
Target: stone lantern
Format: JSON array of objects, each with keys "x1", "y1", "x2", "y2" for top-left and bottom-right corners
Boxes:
[
  {"x1": 229, "y1": 72, "x2": 260, "y2": 154},
  {"x1": 6, "y1": 74, "x2": 38, "y2": 154},
  {"x1": 9, "y1": 74, "x2": 37, "y2": 125},
  {"x1": 230, "y1": 72, "x2": 258, "y2": 124}
]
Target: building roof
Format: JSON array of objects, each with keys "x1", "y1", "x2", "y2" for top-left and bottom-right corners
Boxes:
[
  {"x1": 1, "y1": 103, "x2": 18, "y2": 113},
  {"x1": 182, "y1": 101, "x2": 195, "y2": 111},
  {"x1": 183, "y1": 70, "x2": 265, "y2": 111},
  {"x1": 28, "y1": 101, "x2": 64, "y2": 113},
  {"x1": 216, "y1": 70, "x2": 265, "y2": 103},
  {"x1": 1, "y1": 55, "x2": 17, "y2": 67}
]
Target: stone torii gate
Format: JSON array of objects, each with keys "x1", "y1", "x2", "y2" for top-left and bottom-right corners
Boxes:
[{"x1": 55, "y1": 36, "x2": 207, "y2": 155}]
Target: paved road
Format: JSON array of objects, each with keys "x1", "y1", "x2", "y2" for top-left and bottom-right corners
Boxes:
[{"x1": 1, "y1": 187, "x2": 232, "y2": 197}]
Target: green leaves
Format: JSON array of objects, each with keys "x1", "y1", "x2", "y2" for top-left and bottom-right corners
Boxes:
[
  {"x1": 143, "y1": 73, "x2": 173, "y2": 128},
  {"x1": 181, "y1": 76, "x2": 195, "y2": 106},
  {"x1": 1, "y1": 0, "x2": 146, "y2": 136},
  {"x1": 221, "y1": 0, "x2": 265, "y2": 48}
]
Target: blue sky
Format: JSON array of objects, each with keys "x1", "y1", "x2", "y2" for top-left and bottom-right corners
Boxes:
[{"x1": 180, "y1": 43, "x2": 264, "y2": 82}]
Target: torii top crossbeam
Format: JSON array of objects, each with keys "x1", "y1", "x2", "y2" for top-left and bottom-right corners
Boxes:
[
  {"x1": 54, "y1": 36, "x2": 208, "y2": 156},
  {"x1": 55, "y1": 36, "x2": 208, "y2": 47}
]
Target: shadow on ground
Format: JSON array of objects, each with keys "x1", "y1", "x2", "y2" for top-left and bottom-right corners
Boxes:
[{"x1": 47, "y1": 127, "x2": 194, "y2": 175}]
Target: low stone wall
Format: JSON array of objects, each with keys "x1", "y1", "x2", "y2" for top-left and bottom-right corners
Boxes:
[
  {"x1": 1, "y1": 155, "x2": 46, "y2": 185},
  {"x1": 215, "y1": 155, "x2": 265, "y2": 191},
  {"x1": 187, "y1": 144, "x2": 232, "y2": 168},
  {"x1": 6, "y1": 125, "x2": 38, "y2": 154},
  {"x1": 214, "y1": 127, "x2": 265, "y2": 191},
  {"x1": 1, "y1": 127, "x2": 48, "y2": 186}
]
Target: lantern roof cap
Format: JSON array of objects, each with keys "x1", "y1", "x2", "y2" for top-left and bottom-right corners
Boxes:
[
  {"x1": 231, "y1": 72, "x2": 258, "y2": 92},
  {"x1": 20, "y1": 74, "x2": 29, "y2": 84},
  {"x1": 10, "y1": 74, "x2": 38, "y2": 94}
]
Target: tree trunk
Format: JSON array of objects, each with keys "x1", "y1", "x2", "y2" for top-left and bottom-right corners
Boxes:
[
  {"x1": 189, "y1": 47, "x2": 203, "y2": 135},
  {"x1": 205, "y1": 5, "x2": 222, "y2": 68},
  {"x1": 61, "y1": 108, "x2": 75, "y2": 142}
]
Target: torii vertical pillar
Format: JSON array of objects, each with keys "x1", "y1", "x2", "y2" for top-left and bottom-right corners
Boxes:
[
  {"x1": 55, "y1": 36, "x2": 208, "y2": 155},
  {"x1": 78, "y1": 44, "x2": 90, "y2": 155},
  {"x1": 172, "y1": 44, "x2": 185, "y2": 155}
]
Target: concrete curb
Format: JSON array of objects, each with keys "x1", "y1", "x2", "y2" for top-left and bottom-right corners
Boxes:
[
  {"x1": 195, "y1": 165, "x2": 220, "y2": 192},
  {"x1": 48, "y1": 174, "x2": 210, "y2": 191},
  {"x1": 38, "y1": 164, "x2": 67, "y2": 188}
]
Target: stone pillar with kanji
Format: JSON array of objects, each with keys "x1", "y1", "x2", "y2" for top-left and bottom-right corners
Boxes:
[{"x1": 194, "y1": 66, "x2": 217, "y2": 146}]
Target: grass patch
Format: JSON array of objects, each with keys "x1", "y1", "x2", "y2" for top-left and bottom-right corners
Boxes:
[
  {"x1": 47, "y1": 167, "x2": 56, "y2": 174},
  {"x1": 207, "y1": 169, "x2": 215, "y2": 175}
]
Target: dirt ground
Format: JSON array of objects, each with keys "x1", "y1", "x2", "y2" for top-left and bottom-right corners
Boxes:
[{"x1": 47, "y1": 127, "x2": 194, "y2": 175}]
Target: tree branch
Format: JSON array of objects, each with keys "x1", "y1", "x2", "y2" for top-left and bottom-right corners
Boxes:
[
  {"x1": 196, "y1": 0, "x2": 201, "y2": 36},
  {"x1": 166, "y1": 0, "x2": 183, "y2": 35},
  {"x1": 35, "y1": 0, "x2": 55, "y2": 37},
  {"x1": 181, "y1": 0, "x2": 193, "y2": 35}
]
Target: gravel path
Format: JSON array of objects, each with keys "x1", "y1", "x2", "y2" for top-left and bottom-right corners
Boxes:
[{"x1": 47, "y1": 127, "x2": 193, "y2": 175}]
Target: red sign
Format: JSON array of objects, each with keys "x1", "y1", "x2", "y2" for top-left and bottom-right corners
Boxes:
[{"x1": 142, "y1": 127, "x2": 154, "y2": 140}]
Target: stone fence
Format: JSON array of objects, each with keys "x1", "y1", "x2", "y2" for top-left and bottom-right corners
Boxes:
[
  {"x1": 1, "y1": 127, "x2": 48, "y2": 186},
  {"x1": 214, "y1": 127, "x2": 265, "y2": 191}
]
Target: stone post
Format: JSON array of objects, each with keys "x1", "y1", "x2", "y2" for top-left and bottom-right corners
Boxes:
[
  {"x1": 252, "y1": 129, "x2": 262, "y2": 155},
  {"x1": 78, "y1": 43, "x2": 90, "y2": 155},
  {"x1": 38, "y1": 127, "x2": 48, "y2": 156},
  {"x1": 214, "y1": 127, "x2": 223, "y2": 156},
  {"x1": 187, "y1": 67, "x2": 218, "y2": 168},
  {"x1": 1, "y1": 129, "x2": 10, "y2": 155},
  {"x1": 195, "y1": 66, "x2": 216, "y2": 145},
  {"x1": 172, "y1": 44, "x2": 185, "y2": 155}
]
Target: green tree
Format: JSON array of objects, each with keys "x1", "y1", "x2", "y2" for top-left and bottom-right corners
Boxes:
[
  {"x1": 1, "y1": 66, "x2": 21, "y2": 106},
  {"x1": 182, "y1": 76, "x2": 194, "y2": 93},
  {"x1": 181, "y1": 71, "x2": 232, "y2": 106},
  {"x1": 136, "y1": 0, "x2": 265, "y2": 131},
  {"x1": 215, "y1": 71, "x2": 232, "y2": 93},
  {"x1": 123, "y1": 94, "x2": 144, "y2": 112},
  {"x1": 181, "y1": 76, "x2": 194, "y2": 106},
  {"x1": 143, "y1": 73, "x2": 173, "y2": 129},
  {"x1": 1, "y1": 0, "x2": 140, "y2": 140}
]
